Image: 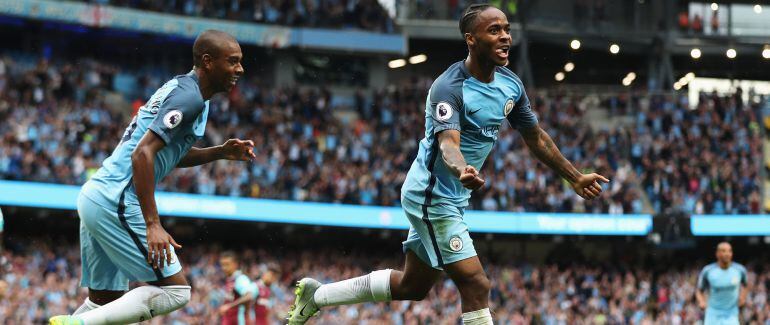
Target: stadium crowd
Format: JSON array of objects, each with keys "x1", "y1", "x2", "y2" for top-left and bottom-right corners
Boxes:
[
  {"x1": 0, "y1": 53, "x2": 764, "y2": 214},
  {"x1": 627, "y1": 91, "x2": 764, "y2": 215},
  {"x1": 2, "y1": 238, "x2": 770, "y2": 324},
  {"x1": 76, "y1": 0, "x2": 395, "y2": 33},
  {"x1": 0, "y1": 54, "x2": 641, "y2": 214}
]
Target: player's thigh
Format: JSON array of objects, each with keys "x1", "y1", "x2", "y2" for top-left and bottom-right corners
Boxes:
[
  {"x1": 148, "y1": 268, "x2": 189, "y2": 287},
  {"x1": 78, "y1": 196, "x2": 130, "y2": 291},
  {"x1": 403, "y1": 201, "x2": 477, "y2": 269},
  {"x1": 87, "y1": 289, "x2": 126, "y2": 306},
  {"x1": 398, "y1": 250, "x2": 441, "y2": 292},
  {"x1": 401, "y1": 225, "x2": 436, "y2": 268},
  {"x1": 442, "y1": 255, "x2": 488, "y2": 289},
  {"x1": 113, "y1": 206, "x2": 183, "y2": 282},
  {"x1": 402, "y1": 200, "x2": 443, "y2": 269},
  {"x1": 86, "y1": 201, "x2": 183, "y2": 284}
]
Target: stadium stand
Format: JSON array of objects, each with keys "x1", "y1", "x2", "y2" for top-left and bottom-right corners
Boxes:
[
  {"x1": 2, "y1": 235, "x2": 770, "y2": 324},
  {"x1": 628, "y1": 90, "x2": 764, "y2": 215},
  {"x1": 0, "y1": 53, "x2": 763, "y2": 214},
  {"x1": 73, "y1": 0, "x2": 395, "y2": 33},
  {"x1": 0, "y1": 53, "x2": 636, "y2": 213}
]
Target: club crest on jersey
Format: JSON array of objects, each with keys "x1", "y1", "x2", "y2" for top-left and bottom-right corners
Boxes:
[
  {"x1": 504, "y1": 98, "x2": 514, "y2": 116},
  {"x1": 163, "y1": 110, "x2": 183, "y2": 129},
  {"x1": 449, "y1": 236, "x2": 463, "y2": 252},
  {"x1": 149, "y1": 100, "x2": 161, "y2": 114},
  {"x1": 436, "y1": 102, "x2": 453, "y2": 121},
  {"x1": 732, "y1": 276, "x2": 738, "y2": 285}
]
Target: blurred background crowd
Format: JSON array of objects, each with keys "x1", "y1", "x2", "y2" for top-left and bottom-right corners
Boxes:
[
  {"x1": 2, "y1": 235, "x2": 769, "y2": 325},
  {"x1": 0, "y1": 53, "x2": 762, "y2": 215},
  {"x1": 75, "y1": 0, "x2": 395, "y2": 33}
]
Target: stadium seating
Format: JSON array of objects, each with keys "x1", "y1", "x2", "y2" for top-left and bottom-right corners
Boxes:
[
  {"x1": 73, "y1": 0, "x2": 395, "y2": 33},
  {"x1": 2, "y1": 238, "x2": 770, "y2": 324},
  {"x1": 0, "y1": 53, "x2": 762, "y2": 214}
]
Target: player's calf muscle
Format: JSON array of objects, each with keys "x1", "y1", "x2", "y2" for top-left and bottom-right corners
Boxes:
[
  {"x1": 390, "y1": 271, "x2": 432, "y2": 301},
  {"x1": 391, "y1": 268, "x2": 441, "y2": 301}
]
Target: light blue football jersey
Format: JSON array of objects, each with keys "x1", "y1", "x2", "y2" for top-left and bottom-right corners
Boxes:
[
  {"x1": 698, "y1": 262, "x2": 747, "y2": 314},
  {"x1": 232, "y1": 270, "x2": 254, "y2": 325},
  {"x1": 82, "y1": 70, "x2": 209, "y2": 208},
  {"x1": 401, "y1": 61, "x2": 538, "y2": 207}
]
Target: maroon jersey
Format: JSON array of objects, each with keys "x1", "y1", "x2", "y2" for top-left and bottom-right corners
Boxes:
[
  {"x1": 222, "y1": 270, "x2": 252, "y2": 325},
  {"x1": 253, "y1": 280, "x2": 272, "y2": 325}
]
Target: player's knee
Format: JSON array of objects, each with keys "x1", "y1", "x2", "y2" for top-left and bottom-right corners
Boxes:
[
  {"x1": 474, "y1": 274, "x2": 491, "y2": 295},
  {"x1": 157, "y1": 285, "x2": 191, "y2": 313},
  {"x1": 393, "y1": 281, "x2": 431, "y2": 301},
  {"x1": 403, "y1": 286, "x2": 431, "y2": 301},
  {"x1": 456, "y1": 272, "x2": 491, "y2": 296},
  {"x1": 136, "y1": 285, "x2": 191, "y2": 317},
  {"x1": 88, "y1": 291, "x2": 125, "y2": 306}
]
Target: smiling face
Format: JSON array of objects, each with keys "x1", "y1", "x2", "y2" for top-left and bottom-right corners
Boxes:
[
  {"x1": 193, "y1": 30, "x2": 244, "y2": 95},
  {"x1": 465, "y1": 7, "x2": 512, "y2": 67},
  {"x1": 207, "y1": 40, "x2": 243, "y2": 93}
]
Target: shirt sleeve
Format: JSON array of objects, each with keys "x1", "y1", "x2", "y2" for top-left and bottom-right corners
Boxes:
[
  {"x1": 234, "y1": 275, "x2": 253, "y2": 296},
  {"x1": 428, "y1": 81, "x2": 463, "y2": 135},
  {"x1": 697, "y1": 267, "x2": 710, "y2": 290},
  {"x1": 506, "y1": 88, "x2": 538, "y2": 130},
  {"x1": 740, "y1": 267, "x2": 747, "y2": 286},
  {"x1": 250, "y1": 282, "x2": 260, "y2": 299},
  {"x1": 148, "y1": 84, "x2": 203, "y2": 144}
]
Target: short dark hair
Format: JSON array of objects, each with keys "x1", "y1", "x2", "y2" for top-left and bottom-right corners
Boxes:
[
  {"x1": 221, "y1": 250, "x2": 239, "y2": 263},
  {"x1": 192, "y1": 29, "x2": 237, "y2": 67},
  {"x1": 716, "y1": 241, "x2": 731, "y2": 251},
  {"x1": 459, "y1": 3, "x2": 494, "y2": 36}
]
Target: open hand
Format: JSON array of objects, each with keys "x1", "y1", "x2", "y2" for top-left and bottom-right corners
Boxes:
[
  {"x1": 146, "y1": 223, "x2": 182, "y2": 269},
  {"x1": 571, "y1": 173, "x2": 610, "y2": 200},
  {"x1": 220, "y1": 139, "x2": 256, "y2": 161},
  {"x1": 459, "y1": 165, "x2": 485, "y2": 190}
]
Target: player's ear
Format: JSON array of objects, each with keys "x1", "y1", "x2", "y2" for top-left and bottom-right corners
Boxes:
[
  {"x1": 201, "y1": 53, "x2": 213, "y2": 69},
  {"x1": 465, "y1": 32, "x2": 475, "y2": 48}
]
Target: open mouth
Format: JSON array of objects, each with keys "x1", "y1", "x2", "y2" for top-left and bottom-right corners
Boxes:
[
  {"x1": 229, "y1": 76, "x2": 239, "y2": 86},
  {"x1": 496, "y1": 45, "x2": 510, "y2": 59}
]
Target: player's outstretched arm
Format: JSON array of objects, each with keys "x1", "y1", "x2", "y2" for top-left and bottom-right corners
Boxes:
[
  {"x1": 437, "y1": 130, "x2": 485, "y2": 190},
  {"x1": 518, "y1": 125, "x2": 608, "y2": 200},
  {"x1": 132, "y1": 131, "x2": 182, "y2": 269},
  {"x1": 177, "y1": 139, "x2": 256, "y2": 168}
]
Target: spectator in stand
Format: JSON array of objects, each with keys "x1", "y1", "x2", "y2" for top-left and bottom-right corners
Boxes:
[
  {"x1": 0, "y1": 54, "x2": 641, "y2": 214},
  {"x1": 710, "y1": 10, "x2": 720, "y2": 34},
  {"x1": 678, "y1": 11, "x2": 689, "y2": 32},
  {"x1": 0, "y1": 53, "x2": 764, "y2": 215},
  {"x1": 3, "y1": 237, "x2": 770, "y2": 324},
  {"x1": 633, "y1": 91, "x2": 763, "y2": 214},
  {"x1": 76, "y1": 0, "x2": 394, "y2": 33},
  {"x1": 692, "y1": 14, "x2": 703, "y2": 34}
]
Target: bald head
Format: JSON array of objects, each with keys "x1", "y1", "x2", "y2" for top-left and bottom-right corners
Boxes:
[{"x1": 193, "y1": 30, "x2": 239, "y2": 68}]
